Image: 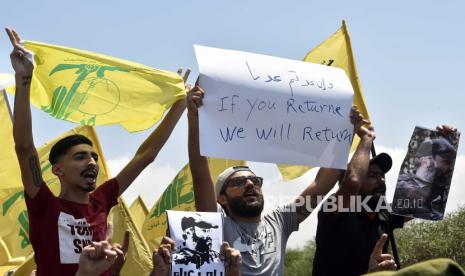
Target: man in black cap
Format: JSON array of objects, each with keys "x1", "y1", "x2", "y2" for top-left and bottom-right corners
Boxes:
[
  {"x1": 395, "y1": 135, "x2": 457, "y2": 220},
  {"x1": 312, "y1": 116, "x2": 400, "y2": 276},
  {"x1": 312, "y1": 124, "x2": 458, "y2": 275}
]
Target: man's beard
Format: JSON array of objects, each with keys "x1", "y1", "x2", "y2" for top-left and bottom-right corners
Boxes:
[
  {"x1": 193, "y1": 234, "x2": 212, "y2": 253},
  {"x1": 226, "y1": 192, "x2": 264, "y2": 217},
  {"x1": 367, "y1": 194, "x2": 383, "y2": 211},
  {"x1": 417, "y1": 167, "x2": 436, "y2": 183}
]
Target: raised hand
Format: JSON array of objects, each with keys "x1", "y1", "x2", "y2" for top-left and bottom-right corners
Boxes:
[
  {"x1": 368, "y1": 234, "x2": 397, "y2": 272},
  {"x1": 150, "y1": 236, "x2": 176, "y2": 276},
  {"x1": 350, "y1": 105, "x2": 375, "y2": 139},
  {"x1": 177, "y1": 67, "x2": 192, "y2": 90},
  {"x1": 5, "y1": 27, "x2": 34, "y2": 78},
  {"x1": 436, "y1": 125, "x2": 458, "y2": 138},
  {"x1": 186, "y1": 78, "x2": 204, "y2": 115},
  {"x1": 76, "y1": 241, "x2": 119, "y2": 276},
  {"x1": 220, "y1": 242, "x2": 242, "y2": 276}
]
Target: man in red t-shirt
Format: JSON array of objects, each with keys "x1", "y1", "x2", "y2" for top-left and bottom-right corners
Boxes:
[{"x1": 6, "y1": 27, "x2": 188, "y2": 275}]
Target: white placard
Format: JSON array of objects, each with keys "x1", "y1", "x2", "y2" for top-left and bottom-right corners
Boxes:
[
  {"x1": 195, "y1": 45, "x2": 354, "y2": 169},
  {"x1": 167, "y1": 210, "x2": 224, "y2": 276}
]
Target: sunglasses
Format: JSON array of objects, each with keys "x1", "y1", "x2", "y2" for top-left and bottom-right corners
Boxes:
[{"x1": 228, "y1": 176, "x2": 263, "y2": 188}]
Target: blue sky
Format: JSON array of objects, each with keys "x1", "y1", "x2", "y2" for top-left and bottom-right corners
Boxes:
[{"x1": 1, "y1": 0, "x2": 464, "y2": 247}]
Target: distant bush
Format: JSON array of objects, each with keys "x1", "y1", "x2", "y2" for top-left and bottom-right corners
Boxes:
[
  {"x1": 284, "y1": 240, "x2": 315, "y2": 275},
  {"x1": 284, "y1": 205, "x2": 465, "y2": 273},
  {"x1": 394, "y1": 205, "x2": 465, "y2": 268}
]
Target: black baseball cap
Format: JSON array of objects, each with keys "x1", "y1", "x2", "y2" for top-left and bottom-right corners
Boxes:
[
  {"x1": 181, "y1": 216, "x2": 219, "y2": 231},
  {"x1": 370, "y1": 153, "x2": 392, "y2": 174}
]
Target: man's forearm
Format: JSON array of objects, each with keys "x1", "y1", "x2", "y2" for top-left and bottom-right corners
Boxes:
[
  {"x1": 303, "y1": 167, "x2": 342, "y2": 200},
  {"x1": 187, "y1": 111, "x2": 216, "y2": 211},
  {"x1": 134, "y1": 99, "x2": 186, "y2": 164},
  {"x1": 13, "y1": 73, "x2": 34, "y2": 150},
  {"x1": 7, "y1": 28, "x2": 43, "y2": 197},
  {"x1": 187, "y1": 112, "x2": 208, "y2": 167},
  {"x1": 344, "y1": 135, "x2": 373, "y2": 190},
  {"x1": 294, "y1": 167, "x2": 342, "y2": 223},
  {"x1": 115, "y1": 99, "x2": 187, "y2": 195}
]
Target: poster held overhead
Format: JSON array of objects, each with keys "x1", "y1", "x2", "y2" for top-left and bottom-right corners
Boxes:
[
  {"x1": 392, "y1": 126, "x2": 460, "y2": 220},
  {"x1": 195, "y1": 45, "x2": 354, "y2": 169},
  {"x1": 167, "y1": 210, "x2": 224, "y2": 276}
]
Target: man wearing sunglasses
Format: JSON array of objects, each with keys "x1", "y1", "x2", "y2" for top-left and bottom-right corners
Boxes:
[{"x1": 186, "y1": 84, "x2": 365, "y2": 275}]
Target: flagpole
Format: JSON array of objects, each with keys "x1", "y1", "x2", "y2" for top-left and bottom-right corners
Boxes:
[
  {"x1": 2, "y1": 89, "x2": 13, "y2": 120},
  {"x1": 388, "y1": 227, "x2": 401, "y2": 269}
]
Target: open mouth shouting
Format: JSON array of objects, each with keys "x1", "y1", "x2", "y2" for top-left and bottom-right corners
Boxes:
[{"x1": 81, "y1": 168, "x2": 98, "y2": 184}]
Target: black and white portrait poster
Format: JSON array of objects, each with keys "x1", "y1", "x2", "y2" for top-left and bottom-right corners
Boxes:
[
  {"x1": 167, "y1": 210, "x2": 224, "y2": 276},
  {"x1": 392, "y1": 126, "x2": 460, "y2": 220}
]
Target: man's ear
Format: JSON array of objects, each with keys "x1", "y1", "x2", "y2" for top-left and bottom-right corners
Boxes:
[
  {"x1": 52, "y1": 164, "x2": 64, "y2": 177},
  {"x1": 217, "y1": 194, "x2": 227, "y2": 205}
]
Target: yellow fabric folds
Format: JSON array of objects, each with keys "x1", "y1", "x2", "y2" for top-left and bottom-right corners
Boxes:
[
  {"x1": 277, "y1": 20, "x2": 369, "y2": 181},
  {"x1": 129, "y1": 196, "x2": 149, "y2": 232},
  {"x1": 109, "y1": 198, "x2": 153, "y2": 275},
  {"x1": 19, "y1": 41, "x2": 186, "y2": 132}
]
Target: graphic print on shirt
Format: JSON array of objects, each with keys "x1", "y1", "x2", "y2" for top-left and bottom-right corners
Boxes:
[
  {"x1": 58, "y1": 212, "x2": 95, "y2": 264},
  {"x1": 232, "y1": 225, "x2": 276, "y2": 265}
]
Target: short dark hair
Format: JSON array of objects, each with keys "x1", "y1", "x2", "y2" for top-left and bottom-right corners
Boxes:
[{"x1": 49, "y1": 135, "x2": 93, "y2": 165}]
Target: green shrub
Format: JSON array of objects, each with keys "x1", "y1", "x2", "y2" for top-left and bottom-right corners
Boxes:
[
  {"x1": 394, "y1": 205, "x2": 465, "y2": 268},
  {"x1": 284, "y1": 240, "x2": 316, "y2": 275}
]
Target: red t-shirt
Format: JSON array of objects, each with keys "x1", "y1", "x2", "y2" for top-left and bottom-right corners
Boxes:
[{"x1": 25, "y1": 178, "x2": 119, "y2": 276}]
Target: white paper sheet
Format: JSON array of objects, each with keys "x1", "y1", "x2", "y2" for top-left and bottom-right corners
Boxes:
[
  {"x1": 195, "y1": 45, "x2": 354, "y2": 169},
  {"x1": 167, "y1": 210, "x2": 224, "y2": 276}
]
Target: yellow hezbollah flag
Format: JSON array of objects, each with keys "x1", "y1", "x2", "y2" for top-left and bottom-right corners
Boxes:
[
  {"x1": 0, "y1": 90, "x2": 19, "y2": 191},
  {"x1": 0, "y1": 125, "x2": 110, "y2": 261},
  {"x1": 142, "y1": 158, "x2": 245, "y2": 250},
  {"x1": 0, "y1": 90, "x2": 29, "y2": 262},
  {"x1": 18, "y1": 41, "x2": 185, "y2": 132},
  {"x1": 10, "y1": 253, "x2": 35, "y2": 276},
  {"x1": 1, "y1": 226, "x2": 26, "y2": 267},
  {"x1": 0, "y1": 264, "x2": 19, "y2": 276},
  {"x1": 109, "y1": 198, "x2": 153, "y2": 275},
  {"x1": 129, "y1": 196, "x2": 149, "y2": 232},
  {"x1": 0, "y1": 91, "x2": 25, "y2": 268},
  {"x1": 277, "y1": 20, "x2": 369, "y2": 181}
]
